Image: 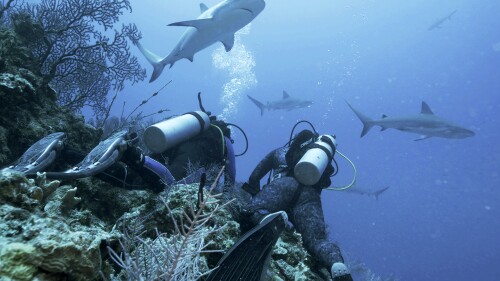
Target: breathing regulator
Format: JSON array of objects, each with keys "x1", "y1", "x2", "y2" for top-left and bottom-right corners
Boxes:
[{"x1": 287, "y1": 120, "x2": 357, "y2": 191}]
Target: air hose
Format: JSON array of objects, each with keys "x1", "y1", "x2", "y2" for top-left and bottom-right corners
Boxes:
[{"x1": 325, "y1": 149, "x2": 357, "y2": 191}]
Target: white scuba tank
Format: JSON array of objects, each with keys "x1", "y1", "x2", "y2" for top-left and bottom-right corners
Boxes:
[
  {"x1": 294, "y1": 134, "x2": 336, "y2": 186},
  {"x1": 143, "y1": 111, "x2": 211, "y2": 153}
]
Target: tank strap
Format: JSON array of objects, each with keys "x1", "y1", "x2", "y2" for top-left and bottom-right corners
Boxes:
[
  {"x1": 185, "y1": 111, "x2": 207, "y2": 134},
  {"x1": 309, "y1": 143, "x2": 333, "y2": 161}
]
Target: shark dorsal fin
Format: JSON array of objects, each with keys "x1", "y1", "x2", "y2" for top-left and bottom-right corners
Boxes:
[
  {"x1": 200, "y1": 3, "x2": 209, "y2": 13},
  {"x1": 221, "y1": 34, "x2": 235, "y2": 52},
  {"x1": 168, "y1": 18, "x2": 212, "y2": 30},
  {"x1": 282, "y1": 90, "x2": 290, "y2": 99},
  {"x1": 382, "y1": 114, "x2": 388, "y2": 119},
  {"x1": 421, "y1": 101, "x2": 434, "y2": 115}
]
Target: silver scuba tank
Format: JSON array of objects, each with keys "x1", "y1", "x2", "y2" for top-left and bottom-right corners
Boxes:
[
  {"x1": 143, "y1": 111, "x2": 211, "y2": 153},
  {"x1": 293, "y1": 134, "x2": 336, "y2": 185}
]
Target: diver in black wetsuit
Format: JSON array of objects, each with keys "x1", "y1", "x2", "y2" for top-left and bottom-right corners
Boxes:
[{"x1": 242, "y1": 129, "x2": 353, "y2": 281}]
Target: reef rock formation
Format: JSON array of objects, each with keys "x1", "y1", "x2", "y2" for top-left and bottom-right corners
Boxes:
[{"x1": 0, "y1": 26, "x2": 100, "y2": 168}]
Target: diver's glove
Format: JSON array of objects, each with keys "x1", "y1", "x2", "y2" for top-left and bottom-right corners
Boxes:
[
  {"x1": 242, "y1": 182, "x2": 260, "y2": 196},
  {"x1": 331, "y1": 262, "x2": 353, "y2": 281}
]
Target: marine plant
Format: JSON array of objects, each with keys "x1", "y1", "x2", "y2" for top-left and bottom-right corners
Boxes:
[
  {"x1": 108, "y1": 168, "x2": 236, "y2": 280},
  {"x1": 4, "y1": 0, "x2": 146, "y2": 125}
]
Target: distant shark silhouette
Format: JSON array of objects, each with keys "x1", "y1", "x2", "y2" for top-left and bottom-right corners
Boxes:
[
  {"x1": 247, "y1": 91, "x2": 313, "y2": 116},
  {"x1": 428, "y1": 10, "x2": 457, "y2": 31},
  {"x1": 136, "y1": 0, "x2": 266, "y2": 82},
  {"x1": 344, "y1": 186, "x2": 390, "y2": 200},
  {"x1": 346, "y1": 101, "x2": 475, "y2": 141}
]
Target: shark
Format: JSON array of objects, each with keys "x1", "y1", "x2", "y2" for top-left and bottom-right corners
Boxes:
[
  {"x1": 247, "y1": 91, "x2": 313, "y2": 116},
  {"x1": 136, "y1": 0, "x2": 266, "y2": 82},
  {"x1": 346, "y1": 101, "x2": 475, "y2": 141},
  {"x1": 344, "y1": 186, "x2": 390, "y2": 200},
  {"x1": 427, "y1": 10, "x2": 457, "y2": 31}
]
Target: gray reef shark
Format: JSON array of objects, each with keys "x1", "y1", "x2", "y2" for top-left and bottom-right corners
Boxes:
[
  {"x1": 247, "y1": 91, "x2": 313, "y2": 116},
  {"x1": 428, "y1": 10, "x2": 457, "y2": 31},
  {"x1": 344, "y1": 186, "x2": 390, "y2": 200},
  {"x1": 346, "y1": 101, "x2": 475, "y2": 141},
  {"x1": 136, "y1": 0, "x2": 266, "y2": 82}
]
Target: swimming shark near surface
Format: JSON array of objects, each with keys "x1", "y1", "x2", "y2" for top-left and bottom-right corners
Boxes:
[
  {"x1": 136, "y1": 0, "x2": 266, "y2": 82},
  {"x1": 346, "y1": 101, "x2": 475, "y2": 141},
  {"x1": 247, "y1": 91, "x2": 313, "y2": 116},
  {"x1": 427, "y1": 10, "x2": 457, "y2": 31}
]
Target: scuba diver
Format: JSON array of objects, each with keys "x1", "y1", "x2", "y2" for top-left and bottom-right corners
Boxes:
[
  {"x1": 1, "y1": 93, "x2": 244, "y2": 192},
  {"x1": 235, "y1": 121, "x2": 354, "y2": 281}
]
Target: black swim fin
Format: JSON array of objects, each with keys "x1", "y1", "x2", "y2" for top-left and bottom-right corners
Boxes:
[
  {"x1": 3, "y1": 132, "x2": 66, "y2": 175},
  {"x1": 205, "y1": 211, "x2": 287, "y2": 281},
  {"x1": 45, "y1": 130, "x2": 129, "y2": 180}
]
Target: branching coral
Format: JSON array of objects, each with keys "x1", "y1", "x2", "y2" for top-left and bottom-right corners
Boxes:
[
  {"x1": 6, "y1": 0, "x2": 146, "y2": 123},
  {"x1": 108, "y1": 168, "x2": 237, "y2": 280}
]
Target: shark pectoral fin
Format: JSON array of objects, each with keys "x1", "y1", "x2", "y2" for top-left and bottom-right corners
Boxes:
[
  {"x1": 168, "y1": 18, "x2": 213, "y2": 30},
  {"x1": 221, "y1": 34, "x2": 235, "y2": 52},
  {"x1": 200, "y1": 3, "x2": 209, "y2": 13},
  {"x1": 414, "y1": 135, "x2": 432, "y2": 141}
]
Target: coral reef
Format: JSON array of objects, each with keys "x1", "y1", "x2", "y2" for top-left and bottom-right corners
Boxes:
[
  {"x1": 0, "y1": 171, "x2": 117, "y2": 280},
  {"x1": 0, "y1": 26, "x2": 101, "y2": 168},
  {"x1": 0, "y1": 167, "x2": 331, "y2": 280}
]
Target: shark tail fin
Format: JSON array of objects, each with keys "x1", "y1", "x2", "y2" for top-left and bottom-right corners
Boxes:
[
  {"x1": 136, "y1": 40, "x2": 168, "y2": 82},
  {"x1": 247, "y1": 95, "x2": 266, "y2": 116},
  {"x1": 346, "y1": 101, "x2": 374, "y2": 137},
  {"x1": 373, "y1": 186, "x2": 390, "y2": 200}
]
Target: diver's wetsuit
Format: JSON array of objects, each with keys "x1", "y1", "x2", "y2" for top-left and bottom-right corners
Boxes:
[
  {"x1": 247, "y1": 147, "x2": 344, "y2": 269},
  {"x1": 155, "y1": 123, "x2": 236, "y2": 185}
]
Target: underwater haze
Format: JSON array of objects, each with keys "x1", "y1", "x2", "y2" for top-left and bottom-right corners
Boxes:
[{"x1": 111, "y1": 0, "x2": 500, "y2": 280}]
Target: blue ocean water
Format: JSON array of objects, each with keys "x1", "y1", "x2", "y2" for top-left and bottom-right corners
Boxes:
[{"x1": 108, "y1": 0, "x2": 500, "y2": 280}]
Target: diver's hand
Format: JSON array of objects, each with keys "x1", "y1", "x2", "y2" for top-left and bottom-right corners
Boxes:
[{"x1": 122, "y1": 145, "x2": 145, "y2": 167}]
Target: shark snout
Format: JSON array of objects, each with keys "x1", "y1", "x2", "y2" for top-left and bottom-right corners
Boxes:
[
  {"x1": 462, "y1": 129, "x2": 475, "y2": 138},
  {"x1": 451, "y1": 128, "x2": 475, "y2": 139}
]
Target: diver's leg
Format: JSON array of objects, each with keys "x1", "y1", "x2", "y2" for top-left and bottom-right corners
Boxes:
[
  {"x1": 291, "y1": 187, "x2": 345, "y2": 269},
  {"x1": 247, "y1": 177, "x2": 300, "y2": 225}
]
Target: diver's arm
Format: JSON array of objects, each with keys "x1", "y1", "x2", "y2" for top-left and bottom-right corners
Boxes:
[{"x1": 248, "y1": 149, "x2": 277, "y2": 189}]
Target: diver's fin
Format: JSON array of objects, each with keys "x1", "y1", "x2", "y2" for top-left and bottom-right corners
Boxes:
[
  {"x1": 206, "y1": 211, "x2": 287, "y2": 281},
  {"x1": 3, "y1": 132, "x2": 66, "y2": 175},
  {"x1": 45, "y1": 130, "x2": 129, "y2": 180}
]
